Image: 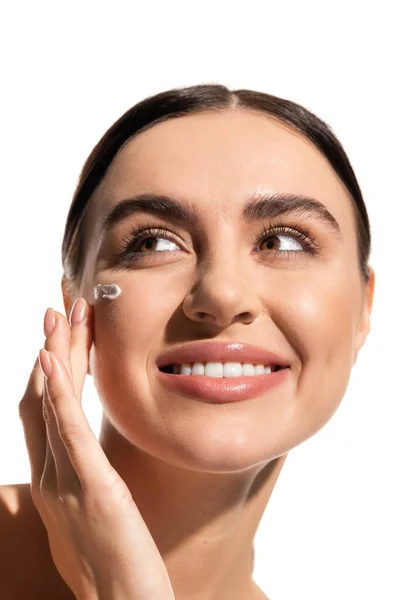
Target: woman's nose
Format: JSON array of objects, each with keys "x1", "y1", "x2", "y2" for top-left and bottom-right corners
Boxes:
[{"x1": 181, "y1": 254, "x2": 262, "y2": 328}]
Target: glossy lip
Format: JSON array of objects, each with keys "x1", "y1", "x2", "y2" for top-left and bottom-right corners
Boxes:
[
  {"x1": 156, "y1": 341, "x2": 291, "y2": 369},
  {"x1": 157, "y1": 367, "x2": 290, "y2": 403}
]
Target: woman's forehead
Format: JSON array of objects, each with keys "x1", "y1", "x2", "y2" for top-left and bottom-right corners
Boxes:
[{"x1": 89, "y1": 109, "x2": 352, "y2": 230}]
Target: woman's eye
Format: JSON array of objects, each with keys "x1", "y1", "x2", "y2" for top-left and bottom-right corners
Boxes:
[
  {"x1": 133, "y1": 235, "x2": 180, "y2": 254},
  {"x1": 259, "y1": 233, "x2": 303, "y2": 253},
  {"x1": 257, "y1": 224, "x2": 318, "y2": 256},
  {"x1": 119, "y1": 228, "x2": 182, "y2": 260}
]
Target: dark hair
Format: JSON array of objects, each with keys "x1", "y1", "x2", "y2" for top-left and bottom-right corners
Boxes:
[{"x1": 62, "y1": 83, "x2": 371, "y2": 294}]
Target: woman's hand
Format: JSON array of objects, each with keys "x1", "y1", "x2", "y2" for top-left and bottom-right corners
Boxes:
[{"x1": 18, "y1": 299, "x2": 175, "y2": 600}]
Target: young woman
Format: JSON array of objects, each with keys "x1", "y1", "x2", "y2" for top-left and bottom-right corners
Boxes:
[{"x1": 1, "y1": 84, "x2": 375, "y2": 599}]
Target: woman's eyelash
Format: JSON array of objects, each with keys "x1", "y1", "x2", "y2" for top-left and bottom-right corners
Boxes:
[
  {"x1": 255, "y1": 223, "x2": 319, "y2": 256},
  {"x1": 118, "y1": 224, "x2": 178, "y2": 259},
  {"x1": 117, "y1": 220, "x2": 320, "y2": 262}
]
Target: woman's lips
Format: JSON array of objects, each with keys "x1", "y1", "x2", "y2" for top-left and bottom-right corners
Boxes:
[
  {"x1": 156, "y1": 341, "x2": 291, "y2": 370},
  {"x1": 156, "y1": 367, "x2": 290, "y2": 403}
]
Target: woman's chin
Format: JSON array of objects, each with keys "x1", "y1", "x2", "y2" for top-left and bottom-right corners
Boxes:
[{"x1": 106, "y1": 415, "x2": 288, "y2": 474}]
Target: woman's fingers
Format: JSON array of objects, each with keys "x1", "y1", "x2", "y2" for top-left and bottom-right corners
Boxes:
[
  {"x1": 18, "y1": 356, "x2": 47, "y2": 487},
  {"x1": 44, "y1": 309, "x2": 73, "y2": 387},
  {"x1": 41, "y1": 380, "x2": 59, "y2": 493},
  {"x1": 43, "y1": 350, "x2": 113, "y2": 493},
  {"x1": 42, "y1": 308, "x2": 75, "y2": 494},
  {"x1": 68, "y1": 299, "x2": 94, "y2": 400},
  {"x1": 21, "y1": 299, "x2": 94, "y2": 500},
  {"x1": 39, "y1": 351, "x2": 81, "y2": 496},
  {"x1": 45, "y1": 299, "x2": 93, "y2": 402}
]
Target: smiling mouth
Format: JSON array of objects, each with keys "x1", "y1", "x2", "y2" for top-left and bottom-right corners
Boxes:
[{"x1": 158, "y1": 363, "x2": 285, "y2": 377}]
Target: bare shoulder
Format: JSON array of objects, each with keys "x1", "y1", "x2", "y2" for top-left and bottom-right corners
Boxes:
[{"x1": 0, "y1": 483, "x2": 75, "y2": 599}]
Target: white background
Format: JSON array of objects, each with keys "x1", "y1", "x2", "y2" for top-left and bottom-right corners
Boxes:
[{"x1": 0, "y1": 2, "x2": 398, "y2": 599}]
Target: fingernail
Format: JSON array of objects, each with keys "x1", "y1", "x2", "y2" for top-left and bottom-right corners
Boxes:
[
  {"x1": 39, "y1": 348, "x2": 52, "y2": 379},
  {"x1": 69, "y1": 297, "x2": 87, "y2": 327},
  {"x1": 44, "y1": 308, "x2": 56, "y2": 338}
]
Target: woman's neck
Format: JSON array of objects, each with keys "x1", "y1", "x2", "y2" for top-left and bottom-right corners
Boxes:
[{"x1": 99, "y1": 417, "x2": 285, "y2": 600}]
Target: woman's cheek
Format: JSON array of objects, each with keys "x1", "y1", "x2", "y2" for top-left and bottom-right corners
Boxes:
[
  {"x1": 281, "y1": 276, "x2": 358, "y2": 437},
  {"x1": 88, "y1": 273, "x2": 182, "y2": 383},
  {"x1": 285, "y1": 265, "x2": 357, "y2": 362}
]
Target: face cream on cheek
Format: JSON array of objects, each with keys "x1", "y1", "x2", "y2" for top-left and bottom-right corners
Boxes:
[
  {"x1": 88, "y1": 283, "x2": 122, "y2": 376},
  {"x1": 92, "y1": 283, "x2": 122, "y2": 303}
]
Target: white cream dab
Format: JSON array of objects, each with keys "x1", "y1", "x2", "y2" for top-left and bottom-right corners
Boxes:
[{"x1": 93, "y1": 283, "x2": 121, "y2": 303}]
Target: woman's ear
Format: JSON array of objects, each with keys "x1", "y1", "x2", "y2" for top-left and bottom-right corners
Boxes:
[{"x1": 353, "y1": 267, "x2": 375, "y2": 364}]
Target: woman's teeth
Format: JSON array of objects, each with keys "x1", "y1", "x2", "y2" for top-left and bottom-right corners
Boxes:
[{"x1": 166, "y1": 362, "x2": 279, "y2": 377}]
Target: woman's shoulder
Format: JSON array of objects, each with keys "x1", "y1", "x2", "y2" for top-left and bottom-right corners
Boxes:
[{"x1": 0, "y1": 483, "x2": 75, "y2": 599}]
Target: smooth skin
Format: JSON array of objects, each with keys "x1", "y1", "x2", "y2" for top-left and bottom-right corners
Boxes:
[{"x1": 0, "y1": 108, "x2": 375, "y2": 599}]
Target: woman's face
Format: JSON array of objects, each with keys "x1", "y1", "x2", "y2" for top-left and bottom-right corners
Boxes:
[{"x1": 76, "y1": 109, "x2": 374, "y2": 471}]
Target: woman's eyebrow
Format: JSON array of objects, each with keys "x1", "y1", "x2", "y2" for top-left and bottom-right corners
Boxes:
[
  {"x1": 244, "y1": 192, "x2": 342, "y2": 236},
  {"x1": 100, "y1": 192, "x2": 342, "y2": 238}
]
